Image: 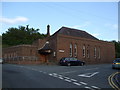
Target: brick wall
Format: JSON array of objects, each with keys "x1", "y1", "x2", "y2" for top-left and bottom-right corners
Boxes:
[
  {"x1": 56, "y1": 34, "x2": 115, "y2": 64},
  {"x1": 2, "y1": 34, "x2": 115, "y2": 65},
  {"x1": 2, "y1": 45, "x2": 41, "y2": 64}
]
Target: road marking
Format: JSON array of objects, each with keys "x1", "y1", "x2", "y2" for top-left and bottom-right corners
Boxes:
[
  {"x1": 108, "y1": 72, "x2": 120, "y2": 89},
  {"x1": 80, "y1": 82, "x2": 87, "y2": 85},
  {"x1": 58, "y1": 77, "x2": 64, "y2": 80},
  {"x1": 71, "y1": 79, "x2": 77, "y2": 82},
  {"x1": 53, "y1": 75, "x2": 58, "y2": 78},
  {"x1": 84, "y1": 86, "x2": 93, "y2": 90},
  {"x1": 60, "y1": 71, "x2": 77, "y2": 74},
  {"x1": 49, "y1": 74, "x2": 53, "y2": 76},
  {"x1": 73, "y1": 82, "x2": 81, "y2": 86},
  {"x1": 91, "y1": 86, "x2": 101, "y2": 89},
  {"x1": 53, "y1": 73, "x2": 57, "y2": 75},
  {"x1": 64, "y1": 79, "x2": 72, "y2": 82},
  {"x1": 78, "y1": 72, "x2": 99, "y2": 78},
  {"x1": 58, "y1": 75, "x2": 62, "y2": 77},
  {"x1": 64, "y1": 77, "x2": 70, "y2": 79}
]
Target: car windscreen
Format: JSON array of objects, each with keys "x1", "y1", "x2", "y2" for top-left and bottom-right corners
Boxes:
[
  {"x1": 65, "y1": 58, "x2": 77, "y2": 61},
  {"x1": 115, "y1": 59, "x2": 120, "y2": 62}
]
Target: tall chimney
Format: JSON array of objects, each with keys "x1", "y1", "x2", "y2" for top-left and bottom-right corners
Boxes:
[{"x1": 47, "y1": 25, "x2": 50, "y2": 37}]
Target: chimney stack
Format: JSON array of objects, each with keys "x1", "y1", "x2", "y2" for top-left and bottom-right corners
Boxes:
[{"x1": 47, "y1": 25, "x2": 50, "y2": 37}]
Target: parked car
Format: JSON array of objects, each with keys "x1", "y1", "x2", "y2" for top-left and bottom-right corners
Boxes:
[
  {"x1": 59, "y1": 57, "x2": 85, "y2": 66},
  {"x1": 112, "y1": 58, "x2": 120, "y2": 69},
  {"x1": 0, "y1": 58, "x2": 3, "y2": 64}
]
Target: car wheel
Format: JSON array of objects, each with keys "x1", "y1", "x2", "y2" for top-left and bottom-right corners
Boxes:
[
  {"x1": 80, "y1": 63, "x2": 84, "y2": 66},
  {"x1": 112, "y1": 67, "x2": 115, "y2": 69},
  {"x1": 67, "y1": 63, "x2": 71, "y2": 66}
]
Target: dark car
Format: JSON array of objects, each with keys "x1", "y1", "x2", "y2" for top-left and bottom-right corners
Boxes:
[
  {"x1": 59, "y1": 57, "x2": 85, "y2": 66},
  {"x1": 112, "y1": 58, "x2": 120, "y2": 69},
  {"x1": 0, "y1": 58, "x2": 3, "y2": 64}
]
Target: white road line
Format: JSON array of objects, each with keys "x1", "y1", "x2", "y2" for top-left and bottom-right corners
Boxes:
[
  {"x1": 53, "y1": 73, "x2": 57, "y2": 75},
  {"x1": 80, "y1": 82, "x2": 87, "y2": 85},
  {"x1": 64, "y1": 77, "x2": 70, "y2": 79},
  {"x1": 71, "y1": 79, "x2": 77, "y2": 82},
  {"x1": 78, "y1": 72, "x2": 99, "y2": 78},
  {"x1": 91, "y1": 86, "x2": 101, "y2": 89},
  {"x1": 73, "y1": 82, "x2": 81, "y2": 86},
  {"x1": 58, "y1": 77, "x2": 64, "y2": 80},
  {"x1": 60, "y1": 71, "x2": 77, "y2": 74},
  {"x1": 58, "y1": 75, "x2": 62, "y2": 77},
  {"x1": 52, "y1": 75, "x2": 58, "y2": 78},
  {"x1": 49, "y1": 74, "x2": 53, "y2": 76},
  {"x1": 64, "y1": 79, "x2": 72, "y2": 82},
  {"x1": 85, "y1": 86, "x2": 94, "y2": 90}
]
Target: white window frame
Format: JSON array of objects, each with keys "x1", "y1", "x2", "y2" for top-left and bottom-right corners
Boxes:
[
  {"x1": 83, "y1": 45, "x2": 86, "y2": 58},
  {"x1": 74, "y1": 44, "x2": 77, "y2": 57},
  {"x1": 98, "y1": 47, "x2": 101, "y2": 59},
  {"x1": 94, "y1": 47, "x2": 97, "y2": 58},
  {"x1": 70, "y1": 43, "x2": 72, "y2": 57},
  {"x1": 87, "y1": 45, "x2": 90, "y2": 58}
]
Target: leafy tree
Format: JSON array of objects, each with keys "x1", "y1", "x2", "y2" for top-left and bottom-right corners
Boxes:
[
  {"x1": 111, "y1": 40, "x2": 120, "y2": 58},
  {"x1": 2, "y1": 25, "x2": 47, "y2": 47}
]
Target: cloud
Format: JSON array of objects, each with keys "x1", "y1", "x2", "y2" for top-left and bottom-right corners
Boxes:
[{"x1": 0, "y1": 16, "x2": 28, "y2": 24}]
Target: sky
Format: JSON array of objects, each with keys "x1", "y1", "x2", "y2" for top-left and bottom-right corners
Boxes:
[{"x1": 0, "y1": 1, "x2": 119, "y2": 41}]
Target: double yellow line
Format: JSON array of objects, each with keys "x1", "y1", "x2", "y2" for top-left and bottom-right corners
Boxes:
[{"x1": 108, "y1": 72, "x2": 120, "y2": 90}]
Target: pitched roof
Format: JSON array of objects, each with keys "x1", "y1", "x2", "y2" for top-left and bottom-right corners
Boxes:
[
  {"x1": 38, "y1": 42, "x2": 51, "y2": 50},
  {"x1": 38, "y1": 42, "x2": 52, "y2": 55},
  {"x1": 53, "y1": 27, "x2": 98, "y2": 40}
]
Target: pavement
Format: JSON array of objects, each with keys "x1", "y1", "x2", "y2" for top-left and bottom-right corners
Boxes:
[{"x1": 2, "y1": 64, "x2": 120, "y2": 89}]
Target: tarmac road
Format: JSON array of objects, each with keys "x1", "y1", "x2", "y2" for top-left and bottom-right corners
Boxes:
[{"x1": 2, "y1": 64, "x2": 120, "y2": 89}]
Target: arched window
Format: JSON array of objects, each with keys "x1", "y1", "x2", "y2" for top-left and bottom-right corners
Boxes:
[
  {"x1": 98, "y1": 47, "x2": 101, "y2": 59},
  {"x1": 87, "y1": 45, "x2": 90, "y2": 58},
  {"x1": 83, "y1": 45, "x2": 86, "y2": 58},
  {"x1": 94, "y1": 47, "x2": 97, "y2": 58},
  {"x1": 74, "y1": 44, "x2": 77, "y2": 57},
  {"x1": 70, "y1": 43, "x2": 72, "y2": 57}
]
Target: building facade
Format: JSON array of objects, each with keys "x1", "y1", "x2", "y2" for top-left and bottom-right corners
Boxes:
[{"x1": 2, "y1": 25, "x2": 115, "y2": 64}]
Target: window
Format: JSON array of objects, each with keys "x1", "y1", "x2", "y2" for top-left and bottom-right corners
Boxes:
[
  {"x1": 98, "y1": 47, "x2": 100, "y2": 59},
  {"x1": 94, "y1": 47, "x2": 97, "y2": 58},
  {"x1": 70, "y1": 43, "x2": 72, "y2": 57},
  {"x1": 87, "y1": 45, "x2": 90, "y2": 58},
  {"x1": 74, "y1": 44, "x2": 77, "y2": 57},
  {"x1": 53, "y1": 52, "x2": 56, "y2": 57},
  {"x1": 83, "y1": 45, "x2": 86, "y2": 58}
]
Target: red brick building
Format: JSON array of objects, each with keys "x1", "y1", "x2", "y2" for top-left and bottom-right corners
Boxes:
[{"x1": 2, "y1": 25, "x2": 115, "y2": 64}]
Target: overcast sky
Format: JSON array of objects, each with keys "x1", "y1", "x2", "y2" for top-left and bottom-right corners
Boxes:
[{"x1": 0, "y1": 1, "x2": 118, "y2": 41}]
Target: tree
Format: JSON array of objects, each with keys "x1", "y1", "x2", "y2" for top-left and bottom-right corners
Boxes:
[
  {"x1": 2, "y1": 25, "x2": 47, "y2": 47},
  {"x1": 111, "y1": 40, "x2": 120, "y2": 58}
]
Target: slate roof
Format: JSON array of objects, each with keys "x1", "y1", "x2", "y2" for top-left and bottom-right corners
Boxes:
[
  {"x1": 53, "y1": 27, "x2": 98, "y2": 40},
  {"x1": 38, "y1": 42, "x2": 52, "y2": 55},
  {"x1": 38, "y1": 42, "x2": 51, "y2": 50}
]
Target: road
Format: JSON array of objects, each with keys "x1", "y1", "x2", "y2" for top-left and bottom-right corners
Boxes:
[{"x1": 2, "y1": 64, "x2": 120, "y2": 89}]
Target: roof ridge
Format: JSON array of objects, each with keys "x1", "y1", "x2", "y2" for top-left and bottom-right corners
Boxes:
[
  {"x1": 62, "y1": 26, "x2": 85, "y2": 32},
  {"x1": 51, "y1": 26, "x2": 98, "y2": 40}
]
